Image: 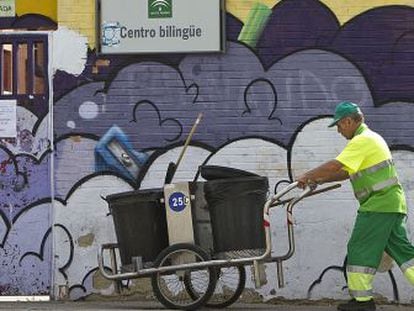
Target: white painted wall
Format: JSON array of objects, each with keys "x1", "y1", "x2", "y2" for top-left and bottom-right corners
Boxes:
[{"x1": 52, "y1": 26, "x2": 88, "y2": 76}]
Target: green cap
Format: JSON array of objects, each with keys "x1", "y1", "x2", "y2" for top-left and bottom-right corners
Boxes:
[{"x1": 328, "y1": 101, "x2": 362, "y2": 127}]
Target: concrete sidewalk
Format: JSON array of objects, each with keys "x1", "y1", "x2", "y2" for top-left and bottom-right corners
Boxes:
[{"x1": 0, "y1": 301, "x2": 412, "y2": 310}]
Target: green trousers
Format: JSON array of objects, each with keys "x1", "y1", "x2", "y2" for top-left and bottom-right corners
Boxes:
[{"x1": 347, "y1": 212, "x2": 414, "y2": 301}]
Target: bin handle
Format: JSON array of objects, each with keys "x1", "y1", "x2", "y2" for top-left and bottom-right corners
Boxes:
[
  {"x1": 100, "y1": 195, "x2": 112, "y2": 216},
  {"x1": 165, "y1": 112, "x2": 203, "y2": 184}
]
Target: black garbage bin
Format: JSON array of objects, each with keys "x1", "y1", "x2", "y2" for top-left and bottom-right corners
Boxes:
[
  {"x1": 199, "y1": 165, "x2": 259, "y2": 180},
  {"x1": 106, "y1": 188, "x2": 168, "y2": 266},
  {"x1": 203, "y1": 166, "x2": 269, "y2": 257}
]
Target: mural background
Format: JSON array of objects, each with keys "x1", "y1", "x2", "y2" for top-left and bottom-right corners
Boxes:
[{"x1": 0, "y1": 0, "x2": 413, "y2": 303}]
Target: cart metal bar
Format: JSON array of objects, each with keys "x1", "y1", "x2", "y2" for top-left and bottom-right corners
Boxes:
[
  {"x1": 268, "y1": 183, "x2": 341, "y2": 262},
  {"x1": 98, "y1": 225, "x2": 274, "y2": 279},
  {"x1": 109, "y1": 246, "x2": 121, "y2": 294},
  {"x1": 98, "y1": 183, "x2": 341, "y2": 281},
  {"x1": 276, "y1": 259, "x2": 284, "y2": 288},
  {"x1": 267, "y1": 183, "x2": 341, "y2": 287}
]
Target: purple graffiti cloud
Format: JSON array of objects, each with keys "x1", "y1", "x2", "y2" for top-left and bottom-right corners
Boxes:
[
  {"x1": 53, "y1": 81, "x2": 105, "y2": 138},
  {"x1": 0, "y1": 146, "x2": 51, "y2": 221},
  {"x1": 256, "y1": 1, "x2": 414, "y2": 105},
  {"x1": 54, "y1": 39, "x2": 414, "y2": 149},
  {"x1": 330, "y1": 6, "x2": 414, "y2": 104},
  {"x1": 257, "y1": 0, "x2": 340, "y2": 66},
  {"x1": 0, "y1": 202, "x2": 52, "y2": 295},
  {"x1": 181, "y1": 45, "x2": 374, "y2": 147},
  {"x1": 53, "y1": 38, "x2": 414, "y2": 150},
  {"x1": 54, "y1": 63, "x2": 198, "y2": 151}
]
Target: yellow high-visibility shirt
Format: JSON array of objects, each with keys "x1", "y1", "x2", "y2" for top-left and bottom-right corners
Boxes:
[
  {"x1": 336, "y1": 124, "x2": 391, "y2": 175},
  {"x1": 336, "y1": 123, "x2": 406, "y2": 214}
]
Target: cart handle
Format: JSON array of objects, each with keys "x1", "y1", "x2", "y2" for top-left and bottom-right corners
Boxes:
[
  {"x1": 269, "y1": 182, "x2": 341, "y2": 208},
  {"x1": 267, "y1": 181, "x2": 303, "y2": 208},
  {"x1": 269, "y1": 181, "x2": 299, "y2": 204}
]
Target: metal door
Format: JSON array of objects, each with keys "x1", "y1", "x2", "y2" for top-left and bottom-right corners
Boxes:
[{"x1": 0, "y1": 33, "x2": 52, "y2": 297}]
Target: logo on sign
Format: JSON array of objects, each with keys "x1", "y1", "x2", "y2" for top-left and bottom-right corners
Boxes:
[
  {"x1": 0, "y1": 0, "x2": 15, "y2": 17},
  {"x1": 168, "y1": 192, "x2": 187, "y2": 212},
  {"x1": 148, "y1": 0, "x2": 172, "y2": 19},
  {"x1": 101, "y1": 22, "x2": 121, "y2": 47}
]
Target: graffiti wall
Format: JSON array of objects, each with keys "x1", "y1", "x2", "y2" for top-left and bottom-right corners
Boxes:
[{"x1": 1, "y1": 0, "x2": 414, "y2": 303}]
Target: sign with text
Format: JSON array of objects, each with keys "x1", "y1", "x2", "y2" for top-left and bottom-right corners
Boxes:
[
  {"x1": 97, "y1": 0, "x2": 225, "y2": 54},
  {"x1": 0, "y1": 100, "x2": 16, "y2": 138},
  {"x1": 0, "y1": 0, "x2": 15, "y2": 17}
]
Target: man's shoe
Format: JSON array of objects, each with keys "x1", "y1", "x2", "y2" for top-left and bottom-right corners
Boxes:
[{"x1": 337, "y1": 299, "x2": 376, "y2": 311}]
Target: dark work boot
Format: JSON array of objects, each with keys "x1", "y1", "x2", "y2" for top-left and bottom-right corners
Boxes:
[{"x1": 337, "y1": 299, "x2": 376, "y2": 311}]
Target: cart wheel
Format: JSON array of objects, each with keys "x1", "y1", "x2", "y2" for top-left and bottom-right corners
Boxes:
[
  {"x1": 185, "y1": 265, "x2": 246, "y2": 308},
  {"x1": 151, "y1": 243, "x2": 217, "y2": 310}
]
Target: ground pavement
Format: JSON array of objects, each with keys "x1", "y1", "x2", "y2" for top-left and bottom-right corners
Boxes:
[{"x1": 0, "y1": 300, "x2": 413, "y2": 310}]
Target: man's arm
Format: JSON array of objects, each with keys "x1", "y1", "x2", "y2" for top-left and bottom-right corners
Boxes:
[{"x1": 296, "y1": 159, "x2": 349, "y2": 189}]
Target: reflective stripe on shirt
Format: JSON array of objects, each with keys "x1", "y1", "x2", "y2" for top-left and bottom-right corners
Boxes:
[
  {"x1": 354, "y1": 176, "x2": 399, "y2": 201},
  {"x1": 350, "y1": 159, "x2": 394, "y2": 182}
]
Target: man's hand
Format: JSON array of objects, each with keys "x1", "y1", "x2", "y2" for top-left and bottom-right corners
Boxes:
[
  {"x1": 296, "y1": 174, "x2": 317, "y2": 190},
  {"x1": 294, "y1": 160, "x2": 348, "y2": 190}
]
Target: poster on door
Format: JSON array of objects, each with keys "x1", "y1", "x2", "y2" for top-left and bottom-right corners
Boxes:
[{"x1": 0, "y1": 100, "x2": 17, "y2": 138}]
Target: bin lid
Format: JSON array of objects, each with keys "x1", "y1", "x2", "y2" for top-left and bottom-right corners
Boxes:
[
  {"x1": 106, "y1": 188, "x2": 163, "y2": 203},
  {"x1": 205, "y1": 176, "x2": 269, "y2": 192},
  {"x1": 200, "y1": 165, "x2": 259, "y2": 180}
]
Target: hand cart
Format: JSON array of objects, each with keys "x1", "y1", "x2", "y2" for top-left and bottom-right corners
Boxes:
[{"x1": 98, "y1": 181, "x2": 340, "y2": 310}]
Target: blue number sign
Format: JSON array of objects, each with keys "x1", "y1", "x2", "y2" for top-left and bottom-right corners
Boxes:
[{"x1": 168, "y1": 192, "x2": 187, "y2": 212}]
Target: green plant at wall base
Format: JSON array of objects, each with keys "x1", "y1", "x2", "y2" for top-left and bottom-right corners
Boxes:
[{"x1": 238, "y1": 2, "x2": 272, "y2": 48}]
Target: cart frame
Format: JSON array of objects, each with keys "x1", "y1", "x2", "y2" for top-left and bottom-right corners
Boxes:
[{"x1": 98, "y1": 182, "x2": 340, "y2": 287}]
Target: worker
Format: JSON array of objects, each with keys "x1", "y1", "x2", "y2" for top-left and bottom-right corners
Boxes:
[{"x1": 296, "y1": 101, "x2": 414, "y2": 311}]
